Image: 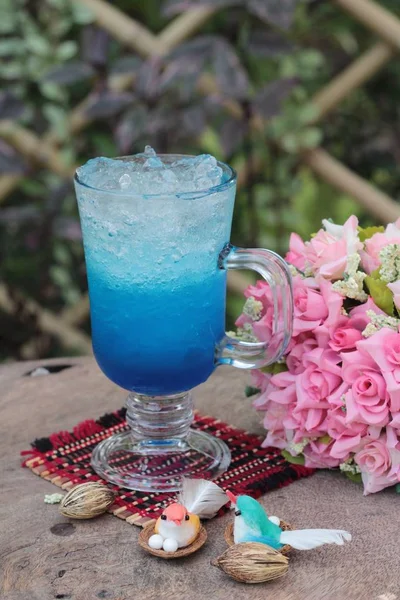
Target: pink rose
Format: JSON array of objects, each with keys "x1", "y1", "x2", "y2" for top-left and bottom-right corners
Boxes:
[
  {"x1": 327, "y1": 404, "x2": 367, "y2": 460},
  {"x1": 292, "y1": 276, "x2": 328, "y2": 336},
  {"x1": 329, "y1": 322, "x2": 363, "y2": 352},
  {"x1": 355, "y1": 437, "x2": 394, "y2": 494},
  {"x1": 318, "y1": 277, "x2": 344, "y2": 327},
  {"x1": 285, "y1": 233, "x2": 307, "y2": 271},
  {"x1": 303, "y1": 440, "x2": 341, "y2": 469},
  {"x1": 360, "y1": 221, "x2": 400, "y2": 274},
  {"x1": 388, "y1": 280, "x2": 400, "y2": 311},
  {"x1": 261, "y1": 402, "x2": 290, "y2": 449},
  {"x1": 358, "y1": 328, "x2": 400, "y2": 413},
  {"x1": 315, "y1": 316, "x2": 363, "y2": 352},
  {"x1": 268, "y1": 371, "x2": 297, "y2": 406},
  {"x1": 292, "y1": 348, "x2": 341, "y2": 435},
  {"x1": 304, "y1": 216, "x2": 362, "y2": 280},
  {"x1": 286, "y1": 335, "x2": 318, "y2": 374},
  {"x1": 341, "y1": 349, "x2": 389, "y2": 426},
  {"x1": 262, "y1": 429, "x2": 287, "y2": 449}
]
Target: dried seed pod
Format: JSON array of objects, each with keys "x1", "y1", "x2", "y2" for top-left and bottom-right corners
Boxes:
[
  {"x1": 211, "y1": 542, "x2": 289, "y2": 584},
  {"x1": 59, "y1": 482, "x2": 115, "y2": 519}
]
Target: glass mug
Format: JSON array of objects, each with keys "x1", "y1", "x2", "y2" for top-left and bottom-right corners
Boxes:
[{"x1": 74, "y1": 155, "x2": 293, "y2": 492}]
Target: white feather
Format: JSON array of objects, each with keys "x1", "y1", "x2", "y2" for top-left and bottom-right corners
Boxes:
[
  {"x1": 280, "y1": 529, "x2": 352, "y2": 550},
  {"x1": 178, "y1": 478, "x2": 228, "y2": 519}
]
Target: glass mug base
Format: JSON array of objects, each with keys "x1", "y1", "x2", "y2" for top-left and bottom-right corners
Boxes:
[
  {"x1": 90, "y1": 391, "x2": 231, "y2": 492},
  {"x1": 91, "y1": 428, "x2": 231, "y2": 492}
]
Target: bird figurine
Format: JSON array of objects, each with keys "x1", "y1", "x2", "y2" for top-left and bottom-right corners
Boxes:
[
  {"x1": 226, "y1": 491, "x2": 352, "y2": 551},
  {"x1": 148, "y1": 478, "x2": 228, "y2": 553}
]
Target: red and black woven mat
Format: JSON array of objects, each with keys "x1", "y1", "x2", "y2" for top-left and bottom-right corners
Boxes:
[{"x1": 22, "y1": 408, "x2": 314, "y2": 526}]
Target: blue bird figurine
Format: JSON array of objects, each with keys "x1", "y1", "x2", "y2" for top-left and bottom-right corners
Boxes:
[{"x1": 226, "y1": 491, "x2": 351, "y2": 551}]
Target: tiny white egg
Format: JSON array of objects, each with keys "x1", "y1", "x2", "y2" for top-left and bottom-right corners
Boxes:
[
  {"x1": 163, "y1": 538, "x2": 178, "y2": 553},
  {"x1": 148, "y1": 534, "x2": 164, "y2": 550}
]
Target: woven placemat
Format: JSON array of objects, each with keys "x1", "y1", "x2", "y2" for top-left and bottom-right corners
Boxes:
[{"x1": 22, "y1": 408, "x2": 314, "y2": 526}]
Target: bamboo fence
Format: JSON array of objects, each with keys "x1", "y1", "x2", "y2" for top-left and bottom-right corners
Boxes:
[{"x1": 1, "y1": 0, "x2": 400, "y2": 356}]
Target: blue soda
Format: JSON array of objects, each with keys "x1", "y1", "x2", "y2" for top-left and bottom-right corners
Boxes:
[{"x1": 75, "y1": 150, "x2": 236, "y2": 395}]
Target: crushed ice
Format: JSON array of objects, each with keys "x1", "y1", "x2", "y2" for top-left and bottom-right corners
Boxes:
[{"x1": 77, "y1": 146, "x2": 225, "y2": 194}]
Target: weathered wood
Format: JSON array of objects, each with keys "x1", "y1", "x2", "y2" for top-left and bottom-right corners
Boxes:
[{"x1": 0, "y1": 357, "x2": 398, "y2": 599}]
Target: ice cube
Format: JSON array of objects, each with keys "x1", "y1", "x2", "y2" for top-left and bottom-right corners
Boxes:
[
  {"x1": 119, "y1": 173, "x2": 132, "y2": 189},
  {"x1": 144, "y1": 145, "x2": 156, "y2": 157},
  {"x1": 144, "y1": 157, "x2": 164, "y2": 169}
]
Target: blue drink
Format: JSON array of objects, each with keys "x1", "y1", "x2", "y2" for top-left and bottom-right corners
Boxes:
[
  {"x1": 76, "y1": 150, "x2": 235, "y2": 395},
  {"x1": 75, "y1": 147, "x2": 293, "y2": 492}
]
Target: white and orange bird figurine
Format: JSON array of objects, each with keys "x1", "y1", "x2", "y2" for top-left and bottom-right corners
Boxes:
[{"x1": 148, "y1": 479, "x2": 228, "y2": 553}]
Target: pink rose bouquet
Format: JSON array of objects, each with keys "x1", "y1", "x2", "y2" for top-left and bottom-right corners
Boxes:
[{"x1": 239, "y1": 216, "x2": 400, "y2": 494}]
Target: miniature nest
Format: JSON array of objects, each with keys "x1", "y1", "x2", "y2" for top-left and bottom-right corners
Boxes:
[
  {"x1": 224, "y1": 520, "x2": 294, "y2": 555},
  {"x1": 138, "y1": 523, "x2": 207, "y2": 559}
]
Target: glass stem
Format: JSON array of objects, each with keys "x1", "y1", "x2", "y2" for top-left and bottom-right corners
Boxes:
[{"x1": 125, "y1": 392, "x2": 194, "y2": 441}]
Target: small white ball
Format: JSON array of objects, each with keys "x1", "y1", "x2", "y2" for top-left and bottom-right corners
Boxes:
[
  {"x1": 163, "y1": 538, "x2": 178, "y2": 553},
  {"x1": 148, "y1": 534, "x2": 164, "y2": 550}
]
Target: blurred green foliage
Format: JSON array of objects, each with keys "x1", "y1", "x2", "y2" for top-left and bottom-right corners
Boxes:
[{"x1": 1, "y1": 0, "x2": 399, "y2": 360}]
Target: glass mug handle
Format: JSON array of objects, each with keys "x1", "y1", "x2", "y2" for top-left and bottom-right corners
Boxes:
[{"x1": 216, "y1": 246, "x2": 293, "y2": 369}]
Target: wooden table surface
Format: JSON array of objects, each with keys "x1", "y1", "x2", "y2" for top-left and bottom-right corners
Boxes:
[{"x1": 0, "y1": 357, "x2": 398, "y2": 600}]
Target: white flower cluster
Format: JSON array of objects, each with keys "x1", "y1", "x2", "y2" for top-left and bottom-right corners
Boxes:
[
  {"x1": 44, "y1": 493, "x2": 64, "y2": 504},
  {"x1": 242, "y1": 296, "x2": 263, "y2": 321},
  {"x1": 332, "y1": 253, "x2": 368, "y2": 301},
  {"x1": 339, "y1": 459, "x2": 361, "y2": 475},
  {"x1": 379, "y1": 244, "x2": 400, "y2": 283},
  {"x1": 228, "y1": 322, "x2": 259, "y2": 343},
  {"x1": 362, "y1": 310, "x2": 400, "y2": 338},
  {"x1": 286, "y1": 437, "x2": 311, "y2": 456}
]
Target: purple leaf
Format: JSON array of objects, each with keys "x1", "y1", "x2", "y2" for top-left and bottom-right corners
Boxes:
[
  {"x1": 54, "y1": 217, "x2": 82, "y2": 241},
  {"x1": 248, "y1": 31, "x2": 295, "y2": 57},
  {"x1": 115, "y1": 105, "x2": 148, "y2": 154},
  {"x1": 247, "y1": 0, "x2": 299, "y2": 30},
  {"x1": 162, "y1": 0, "x2": 237, "y2": 17},
  {"x1": 212, "y1": 39, "x2": 249, "y2": 100},
  {"x1": 0, "y1": 205, "x2": 39, "y2": 225},
  {"x1": 181, "y1": 105, "x2": 207, "y2": 136},
  {"x1": 252, "y1": 77, "x2": 298, "y2": 118},
  {"x1": 43, "y1": 61, "x2": 95, "y2": 85},
  {"x1": 219, "y1": 117, "x2": 247, "y2": 156},
  {"x1": 111, "y1": 55, "x2": 142, "y2": 75},
  {"x1": 135, "y1": 57, "x2": 163, "y2": 100},
  {"x1": 85, "y1": 91, "x2": 135, "y2": 119},
  {"x1": 0, "y1": 92, "x2": 25, "y2": 120},
  {"x1": 168, "y1": 35, "x2": 217, "y2": 60},
  {"x1": 82, "y1": 26, "x2": 110, "y2": 68},
  {"x1": 0, "y1": 141, "x2": 26, "y2": 174}
]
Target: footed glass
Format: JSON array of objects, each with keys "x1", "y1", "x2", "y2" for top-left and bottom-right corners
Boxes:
[{"x1": 74, "y1": 154, "x2": 293, "y2": 492}]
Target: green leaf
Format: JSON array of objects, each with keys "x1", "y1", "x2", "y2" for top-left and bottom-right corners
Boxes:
[
  {"x1": 358, "y1": 225, "x2": 384, "y2": 242},
  {"x1": 319, "y1": 434, "x2": 332, "y2": 445},
  {"x1": 281, "y1": 133, "x2": 299, "y2": 153},
  {"x1": 396, "y1": 483, "x2": 400, "y2": 494},
  {"x1": 344, "y1": 471, "x2": 362, "y2": 484},
  {"x1": 365, "y1": 276, "x2": 394, "y2": 316},
  {"x1": 245, "y1": 386, "x2": 261, "y2": 398},
  {"x1": 282, "y1": 450, "x2": 305, "y2": 465},
  {"x1": 260, "y1": 362, "x2": 288, "y2": 375},
  {"x1": 369, "y1": 268, "x2": 381, "y2": 280},
  {"x1": 199, "y1": 127, "x2": 223, "y2": 157},
  {"x1": 56, "y1": 41, "x2": 78, "y2": 61},
  {"x1": 299, "y1": 127, "x2": 322, "y2": 149}
]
